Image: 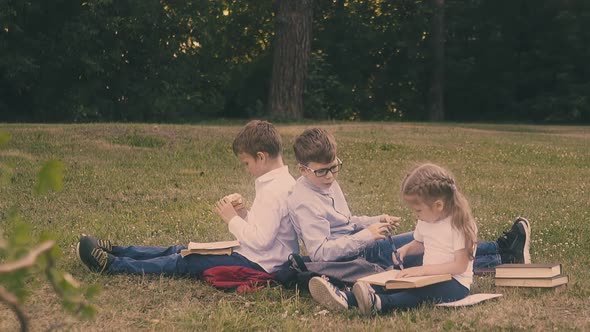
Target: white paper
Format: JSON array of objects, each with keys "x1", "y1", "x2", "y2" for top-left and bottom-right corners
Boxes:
[{"x1": 436, "y1": 293, "x2": 502, "y2": 307}]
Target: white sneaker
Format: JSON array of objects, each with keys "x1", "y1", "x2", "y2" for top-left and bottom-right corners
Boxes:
[
  {"x1": 352, "y1": 282, "x2": 380, "y2": 316},
  {"x1": 308, "y1": 276, "x2": 348, "y2": 311}
]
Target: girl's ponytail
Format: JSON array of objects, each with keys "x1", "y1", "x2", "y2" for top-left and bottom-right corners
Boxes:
[{"x1": 402, "y1": 163, "x2": 477, "y2": 260}]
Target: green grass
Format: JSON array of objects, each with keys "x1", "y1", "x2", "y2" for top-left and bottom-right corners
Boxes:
[{"x1": 1, "y1": 122, "x2": 589, "y2": 331}]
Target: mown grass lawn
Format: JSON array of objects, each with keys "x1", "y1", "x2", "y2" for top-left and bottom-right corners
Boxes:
[{"x1": 1, "y1": 122, "x2": 589, "y2": 331}]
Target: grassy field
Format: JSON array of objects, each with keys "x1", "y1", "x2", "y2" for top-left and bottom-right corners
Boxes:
[{"x1": 1, "y1": 122, "x2": 589, "y2": 331}]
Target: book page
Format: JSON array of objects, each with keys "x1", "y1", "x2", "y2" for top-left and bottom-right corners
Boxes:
[
  {"x1": 357, "y1": 270, "x2": 451, "y2": 288},
  {"x1": 436, "y1": 293, "x2": 502, "y2": 307},
  {"x1": 357, "y1": 269, "x2": 402, "y2": 286},
  {"x1": 187, "y1": 240, "x2": 240, "y2": 250}
]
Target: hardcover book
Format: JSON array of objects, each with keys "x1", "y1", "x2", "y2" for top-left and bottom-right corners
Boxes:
[
  {"x1": 494, "y1": 274, "x2": 569, "y2": 288},
  {"x1": 357, "y1": 270, "x2": 452, "y2": 290},
  {"x1": 180, "y1": 240, "x2": 240, "y2": 257},
  {"x1": 495, "y1": 263, "x2": 562, "y2": 279}
]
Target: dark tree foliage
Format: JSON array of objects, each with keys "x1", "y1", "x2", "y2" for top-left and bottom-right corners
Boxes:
[{"x1": 1, "y1": 0, "x2": 588, "y2": 123}]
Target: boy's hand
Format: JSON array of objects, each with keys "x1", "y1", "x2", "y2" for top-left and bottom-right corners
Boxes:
[
  {"x1": 224, "y1": 193, "x2": 247, "y2": 219},
  {"x1": 378, "y1": 214, "x2": 401, "y2": 233},
  {"x1": 224, "y1": 193, "x2": 244, "y2": 208},
  {"x1": 215, "y1": 197, "x2": 238, "y2": 224},
  {"x1": 366, "y1": 222, "x2": 391, "y2": 240}
]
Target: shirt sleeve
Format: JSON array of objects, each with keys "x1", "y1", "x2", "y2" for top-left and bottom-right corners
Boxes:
[
  {"x1": 228, "y1": 194, "x2": 284, "y2": 251},
  {"x1": 290, "y1": 201, "x2": 374, "y2": 262},
  {"x1": 350, "y1": 215, "x2": 381, "y2": 227},
  {"x1": 413, "y1": 221, "x2": 425, "y2": 243},
  {"x1": 452, "y1": 227, "x2": 466, "y2": 251}
]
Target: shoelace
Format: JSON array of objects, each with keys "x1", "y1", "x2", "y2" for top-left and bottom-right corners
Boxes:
[
  {"x1": 97, "y1": 239, "x2": 112, "y2": 252},
  {"x1": 362, "y1": 283, "x2": 379, "y2": 312},
  {"x1": 91, "y1": 248, "x2": 109, "y2": 272},
  {"x1": 320, "y1": 276, "x2": 347, "y2": 299}
]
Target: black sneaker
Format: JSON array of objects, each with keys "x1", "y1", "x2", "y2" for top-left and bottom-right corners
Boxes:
[
  {"x1": 77, "y1": 236, "x2": 113, "y2": 273},
  {"x1": 497, "y1": 217, "x2": 531, "y2": 264},
  {"x1": 78, "y1": 234, "x2": 113, "y2": 252}
]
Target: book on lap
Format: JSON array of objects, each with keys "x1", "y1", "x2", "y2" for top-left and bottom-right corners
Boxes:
[
  {"x1": 180, "y1": 240, "x2": 240, "y2": 257},
  {"x1": 495, "y1": 263, "x2": 562, "y2": 278},
  {"x1": 495, "y1": 274, "x2": 569, "y2": 288},
  {"x1": 357, "y1": 269, "x2": 452, "y2": 290}
]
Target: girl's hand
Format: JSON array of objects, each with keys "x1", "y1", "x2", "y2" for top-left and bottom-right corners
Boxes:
[
  {"x1": 215, "y1": 197, "x2": 238, "y2": 224},
  {"x1": 378, "y1": 214, "x2": 401, "y2": 233},
  {"x1": 392, "y1": 245, "x2": 408, "y2": 268},
  {"x1": 366, "y1": 222, "x2": 391, "y2": 240},
  {"x1": 397, "y1": 266, "x2": 425, "y2": 278}
]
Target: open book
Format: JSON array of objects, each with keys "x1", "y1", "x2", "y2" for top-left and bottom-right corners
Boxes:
[
  {"x1": 357, "y1": 269, "x2": 452, "y2": 290},
  {"x1": 180, "y1": 240, "x2": 240, "y2": 257}
]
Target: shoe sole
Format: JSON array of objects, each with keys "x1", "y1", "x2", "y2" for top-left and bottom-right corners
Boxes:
[
  {"x1": 77, "y1": 236, "x2": 109, "y2": 273},
  {"x1": 352, "y1": 282, "x2": 374, "y2": 316},
  {"x1": 308, "y1": 278, "x2": 348, "y2": 312},
  {"x1": 76, "y1": 241, "x2": 82, "y2": 262},
  {"x1": 516, "y1": 217, "x2": 531, "y2": 264},
  {"x1": 76, "y1": 240, "x2": 95, "y2": 272}
]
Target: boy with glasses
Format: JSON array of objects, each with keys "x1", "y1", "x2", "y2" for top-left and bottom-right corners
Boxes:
[
  {"x1": 288, "y1": 127, "x2": 531, "y2": 311},
  {"x1": 288, "y1": 127, "x2": 400, "y2": 267}
]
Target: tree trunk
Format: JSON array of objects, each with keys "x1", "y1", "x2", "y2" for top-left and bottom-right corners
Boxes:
[
  {"x1": 268, "y1": 0, "x2": 313, "y2": 120},
  {"x1": 428, "y1": 0, "x2": 445, "y2": 122}
]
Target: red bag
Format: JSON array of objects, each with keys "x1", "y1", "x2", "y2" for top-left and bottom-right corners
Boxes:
[{"x1": 202, "y1": 266, "x2": 276, "y2": 293}]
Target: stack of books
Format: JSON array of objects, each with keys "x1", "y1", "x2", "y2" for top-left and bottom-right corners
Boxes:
[{"x1": 494, "y1": 263, "x2": 568, "y2": 288}]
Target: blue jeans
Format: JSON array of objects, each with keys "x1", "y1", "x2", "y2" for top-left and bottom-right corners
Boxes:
[
  {"x1": 473, "y1": 240, "x2": 502, "y2": 268},
  {"x1": 345, "y1": 277, "x2": 469, "y2": 310},
  {"x1": 360, "y1": 232, "x2": 502, "y2": 270},
  {"x1": 107, "y1": 244, "x2": 264, "y2": 277},
  {"x1": 360, "y1": 232, "x2": 421, "y2": 269},
  {"x1": 377, "y1": 278, "x2": 469, "y2": 311}
]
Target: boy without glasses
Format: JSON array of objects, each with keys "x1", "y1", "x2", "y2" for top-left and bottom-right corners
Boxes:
[{"x1": 77, "y1": 120, "x2": 299, "y2": 277}]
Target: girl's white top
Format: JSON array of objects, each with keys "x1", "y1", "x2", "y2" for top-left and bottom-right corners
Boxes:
[{"x1": 414, "y1": 216, "x2": 476, "y2": 289}]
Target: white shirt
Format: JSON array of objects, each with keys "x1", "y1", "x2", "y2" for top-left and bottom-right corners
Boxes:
[
  {"x1": 228, "y1": 166, "x2": 299, "y2": 273},
  {"x1": 287, "y1": 176, "x2": 379, "y2": 262},
  {"x1": 413, "y1": 216, "x2": 476, "y2": 289}
]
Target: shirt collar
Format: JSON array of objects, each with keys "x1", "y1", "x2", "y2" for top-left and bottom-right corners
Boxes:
[
  {"x1": 255, "y1": 165, "x2": 290, "y2": 185},
  {"x1": 299, "y1": 175, "x2": 334, "y2": 195},
  {"x1": 420, "y1": 215, "x2": 452, "y2": 225}
]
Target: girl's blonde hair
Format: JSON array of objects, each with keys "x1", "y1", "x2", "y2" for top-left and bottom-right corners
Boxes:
[{"x1": 401, "y1": 163, "x2": 477, "y2": 260}]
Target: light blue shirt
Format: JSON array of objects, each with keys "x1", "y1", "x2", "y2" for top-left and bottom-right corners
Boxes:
[
  {"x1": 228, "y1": 166, "x2": 299, "y2": 273},
  {"x1": 288, "y1": 176, "x2": 380, "y2": 262}
]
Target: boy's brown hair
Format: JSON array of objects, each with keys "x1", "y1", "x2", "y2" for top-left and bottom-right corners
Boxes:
[
  {"x1": 293, "y1": 128, "x2": 337, "y2": 165},
  {"x1": 232, "y1": 120, "x2": 282, "y2": 158}
]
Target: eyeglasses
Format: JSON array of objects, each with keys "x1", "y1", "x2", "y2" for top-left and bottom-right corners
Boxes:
[{"x1": 301, "y1": 158, "x2": 343, "y2": 177}]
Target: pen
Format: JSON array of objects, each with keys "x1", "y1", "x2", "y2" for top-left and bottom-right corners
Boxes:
[{"x1": 388, "y1": 235, "x2": 404, "y2": 270}]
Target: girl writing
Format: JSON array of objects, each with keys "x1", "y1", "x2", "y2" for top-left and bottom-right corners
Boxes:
[{"x1": 352, "y1": 163, "x2": 478, "y2": 315}]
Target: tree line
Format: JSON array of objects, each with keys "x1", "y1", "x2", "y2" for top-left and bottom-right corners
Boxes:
[{"x1": 1, "y1": 0, "x2": 588, "y2": 123}]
